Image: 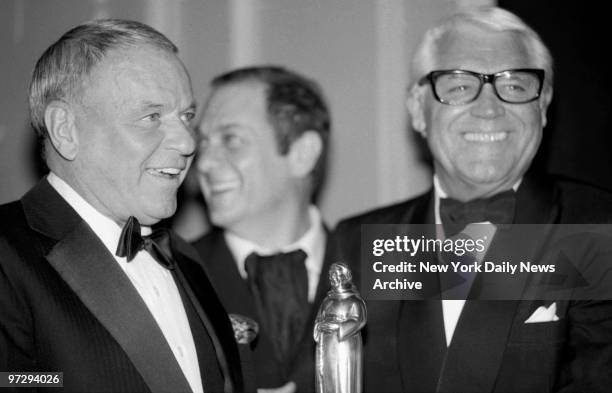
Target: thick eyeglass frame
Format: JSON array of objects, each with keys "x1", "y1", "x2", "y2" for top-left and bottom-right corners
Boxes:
[{"x1": 418, "y1": 68, "x2": 545, "y2": 105}]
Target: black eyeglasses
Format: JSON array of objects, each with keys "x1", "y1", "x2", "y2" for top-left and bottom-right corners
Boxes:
[{"x1": 418, "y1": 69, "x2": 545, "y2": 105}]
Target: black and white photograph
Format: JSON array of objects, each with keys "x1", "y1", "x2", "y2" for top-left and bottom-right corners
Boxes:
[{"x1": 1, "y1": 1, "x2": 611, "y2": 392}]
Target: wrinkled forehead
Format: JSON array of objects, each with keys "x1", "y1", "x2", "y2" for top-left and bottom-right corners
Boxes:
[
  {"x1": 198, "y1": 81, "x2": 269, "y2": 131},
  {"x1": 78, "y1": 45, "x2": 191, "y2": 107},
  {"x1": 434, "y1": 24, "x2": 533, "y2": 74}
]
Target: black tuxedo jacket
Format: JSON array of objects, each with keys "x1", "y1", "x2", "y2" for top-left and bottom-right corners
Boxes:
[
  {"x1": 192, "y1": 227, "x2": 335, "y2": 392},
  {"x1": 334, "y1": 176, "x2": 612, "y2": 393},
  {"x1": 0, "y1": 179, "x2": 244, "y2": 393}
]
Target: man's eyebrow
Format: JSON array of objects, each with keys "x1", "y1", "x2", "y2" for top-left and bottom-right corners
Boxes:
[
  {"x1": 137, "y1": 101, "x2": 164, "y2": 111},
  {"x1": 219, "y1": 122, "x2": 249, "y2": 131},
  {"x1": 184, "y1": 101, "x2": 197, "y2": 112}
]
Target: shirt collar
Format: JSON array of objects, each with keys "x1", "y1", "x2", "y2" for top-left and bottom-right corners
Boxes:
[
  {"x1": 224, "y1": 206, "x2": 326, "y2": 278},
  {"x1": 47, "y1": 172, "x2": 151, "y2": 256}
]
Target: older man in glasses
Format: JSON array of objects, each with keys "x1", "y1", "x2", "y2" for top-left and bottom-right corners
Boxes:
[{"x1": 334, "y1": 6, "x2": 612, "y2": 392}]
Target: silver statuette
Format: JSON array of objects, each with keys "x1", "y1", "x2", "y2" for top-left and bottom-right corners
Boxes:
[{"x1": 314, "y1": 263, "x2": 367, "y2": 393}]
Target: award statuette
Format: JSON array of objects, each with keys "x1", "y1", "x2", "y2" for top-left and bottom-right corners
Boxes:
[{"x1": 314, "y1": 263, "x2": 367, "y2": 393}]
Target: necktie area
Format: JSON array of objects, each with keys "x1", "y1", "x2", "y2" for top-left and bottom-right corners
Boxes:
[
  {"x1": 439, "y1": 189, "x2": 516, "y2": 237},
  {"x1": 244, "y1": 249, "x2": 309, "y2": 372},
  {"x1": 116, "y1": 216, "x2": 175, "y2": 270}
]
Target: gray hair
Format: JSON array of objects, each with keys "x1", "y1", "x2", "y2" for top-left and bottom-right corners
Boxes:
[
  {"x1": 411, "y1": 6, "x2": 553, "y2": 89},
  {"x1": 29, "y1": 19, "x2": 178, "y2": 139}
]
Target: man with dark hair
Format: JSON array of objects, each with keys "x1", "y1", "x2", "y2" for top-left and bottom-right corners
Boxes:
[
  {"x1": 193, "y1": 66, "x2": 333, "y2": 393},
  {"x1": 0, "y1": 19, "x2": 244, "y2": 392},
  {"x1": 335, "y1": 6, "x2": 612, "y2": 392}
]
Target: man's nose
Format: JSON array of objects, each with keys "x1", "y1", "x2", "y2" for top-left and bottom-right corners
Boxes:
[
  {"x1": 166, "y1": 120, "x2": 197, "y2": 156},
  {"x1": 470, "y1": 83, "x2": 505, "y2": 118},
  {"x1": 196, "y1": 142, "x2": 224, "y2": 173}
]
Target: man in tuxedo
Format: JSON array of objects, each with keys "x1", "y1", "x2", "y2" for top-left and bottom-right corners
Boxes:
[
  {"x1": 335, "y1": 6, "x2": 612, "y2": 392},
  {"x1": 0, "y1": 19, "x2": 244, "y2": 393},
  {"x1": 193, "y1": 66, "x2": 333, "y2": 393}
]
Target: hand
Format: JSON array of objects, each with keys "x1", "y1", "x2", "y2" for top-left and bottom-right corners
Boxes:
[
  {"x1": 258, "y1": 381, "x2": 297, "y2": 393},
  {"x1": 316, "y1": 321, "x2": 340, "y2": 333}
]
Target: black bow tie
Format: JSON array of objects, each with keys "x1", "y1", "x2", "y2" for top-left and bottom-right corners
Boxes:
[
  {"x1": 116, "y1": 216, "x2": 175, "y2": 270},
  {"x1": 439, "y1": 190, "x2": 516, "y2": 236}
]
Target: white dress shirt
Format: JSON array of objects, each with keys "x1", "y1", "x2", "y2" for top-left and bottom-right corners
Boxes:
[
  {"x1": 224, "y1": 206, "x2": 326, "y2": 303},
  {"x1": 433, "y1": 175, "x2": 519, "y2": 346},
  {"x1": 47, "y1": 172, "x2": 204, "y2": 393}
]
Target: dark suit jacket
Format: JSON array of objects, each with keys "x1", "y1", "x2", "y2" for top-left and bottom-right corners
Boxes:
[
  {"x1": 0, "y1": 179, "x2": 244, "y2": 393},
  {"x1": 192, "y1": 227, "x2": 335, "y2": 392},
  {"x1": 334, "y1": 176, "x2": 612, "y2": 393}
]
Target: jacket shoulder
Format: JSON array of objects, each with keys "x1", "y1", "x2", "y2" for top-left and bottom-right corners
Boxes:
[
  {"x1": 556, "y1": 180, "x2": 612, "y2": 223},
  {"x1": 0, "y1": 200, "x2": 37, "y2": 248},
  {"x1": 336, "y1": 191, "x2": 431, "y2": 232},
  {"x1": 0, "y1": 200, "x2": 26, "y2": 235}
]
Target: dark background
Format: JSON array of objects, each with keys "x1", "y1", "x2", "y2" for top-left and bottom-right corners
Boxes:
[{"x1": 501, "y1": 1, "x2": 612, "y2": 191}]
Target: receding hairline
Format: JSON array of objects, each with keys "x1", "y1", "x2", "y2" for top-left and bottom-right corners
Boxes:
[{"x1": 73, "y1": 43, "x2": 188, "y2": 104}]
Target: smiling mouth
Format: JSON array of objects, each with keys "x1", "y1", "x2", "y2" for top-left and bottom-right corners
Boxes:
[
  {"x1": 208, "y1": 180, "x2": 240, "y2": 194},
  {"x1": 462, "y1": 131, "x2": 508, "y2": 142},
  {"x1": 147, "y1": 167, "x2": 184, "y2": 179}
]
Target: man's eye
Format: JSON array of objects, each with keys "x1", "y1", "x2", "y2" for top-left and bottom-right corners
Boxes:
[
  {"x1": 223, "y1": 133, "x2": 243, "y2": 149},
  {"x1": 501, "y1": 84, "x2": 526, "y2": 92},
  {"x1": 143, "y1": 113, "x2": 161, "y2": 122},
  {"x1": 181, "y1": 111, "x2": 196, "y2": 123},
  {"x1": 446, "y1": 84, "x2": 474, "y2": 94}
]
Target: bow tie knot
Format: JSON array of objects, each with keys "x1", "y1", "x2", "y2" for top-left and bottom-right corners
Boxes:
[
  {"x1": 440, "y1": 190, "x2": 516, "y2": 236},
  {"x1": 116, "y1": 216, "x2": 175, "y2": 270}
]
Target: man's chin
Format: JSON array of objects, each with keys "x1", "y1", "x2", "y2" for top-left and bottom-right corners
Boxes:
[
  {"x1": 137, "y1": 204, "x2": 178, "y2": 226},
  {"x1": 462, "y1": 176, "x2": 519, "y2": 195}
]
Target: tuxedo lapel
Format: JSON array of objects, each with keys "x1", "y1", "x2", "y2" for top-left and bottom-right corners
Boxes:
[
  {"x1": 302, "y1": 227, "x2": 334, "y2": 347},
  {"x1": 398, "y1": 193, "x2": 448, "y2": 392},
  {"x1": 437, "y1": 176, "x2": 560, "y2": 392},
  {"x1": 172, "y1": 240, "x2": 244, "y2": 393},
  {"x1": 436, "y1": 300, "x2": 519, "y2": 392},
  {"x1": 23, "y1": 179, "x2": 192, "y2": 393},
  {"x1": 47, "y1": 221, "x2": 192, "y2": 393},
  {"x1": 399, "y1": 300, "x2": 447, "y2": 392},
  {"x1": 198, "y1": 229, "x2": 258, "y2": 321}
]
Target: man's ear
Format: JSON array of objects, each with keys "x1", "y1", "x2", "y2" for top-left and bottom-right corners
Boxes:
[
  {"x1": 44, "y1": 100, "x2": 78, "y2": 160},
  {"x1": 287, "y1": 130, "x2": 323, "y2": 178},
  {"x1": 407, "y1": 85, "x2": 427, "y2": 137},
  {"x1": 539, "y1": 85, "x2": 554, "y2": 128}
]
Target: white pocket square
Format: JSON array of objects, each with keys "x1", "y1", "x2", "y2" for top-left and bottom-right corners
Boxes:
[{"x1": 525, "y1": 302, "x2": 560, "y2": 323}]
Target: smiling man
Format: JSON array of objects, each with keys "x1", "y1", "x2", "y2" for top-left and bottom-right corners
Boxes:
[
  {"x1": 0, "y1": 19, "x2": 243, "y2": 392},
  {"x1": 335, "y1": 6, "x2": 612, "y2": 392},
  {"x1": 193, "y1": 66, "x2": 333, "y2": 393}
]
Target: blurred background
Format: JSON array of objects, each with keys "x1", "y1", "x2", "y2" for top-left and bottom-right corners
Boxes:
[{"x1": 1, "y1": 0, "x2": 610, "y2": 240}]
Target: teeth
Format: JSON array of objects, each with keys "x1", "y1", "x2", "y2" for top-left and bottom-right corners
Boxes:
[
  {"x1": 463, "y1": 132, "x2": 508, "y2": 142},
  {"x1": 210, "y1": 181, "x2": 239, "y2": 193},
  {"x1": 158, "y1": 168, "x2": 181, "y2": 175}
]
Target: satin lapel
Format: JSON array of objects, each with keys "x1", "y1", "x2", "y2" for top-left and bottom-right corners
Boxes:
[
  {"x1": 437, "y1": 227, "x2": 531, "y2": 392},
  {"x1": 47, "y1": 221, "x2": 191, "y2": 393},
  {"x1": 399, "y1": 194, "x2": 447, "y2": 392},
  {"x1": 197, "y1": 230, "x2": 258, "y2": 321},
  {"x1": 173, "y1": 236, "x2": 244, "y2": 393},
  {"x1": 305, "y1": 228, "x2": 334, "y2": 339},
  {"x1": 437, "y1": 176, "x2": 560, "y2": 392},
  {"x1": 401, "y1": 189, "x2": 434, "y2": 225}
]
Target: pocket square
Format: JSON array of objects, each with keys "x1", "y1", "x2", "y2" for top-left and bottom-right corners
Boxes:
[{"x1": 525, "y1": 302, "x2": 559, "y2": 323}]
